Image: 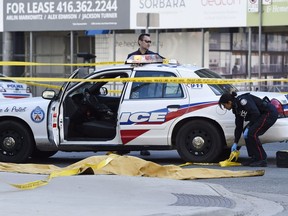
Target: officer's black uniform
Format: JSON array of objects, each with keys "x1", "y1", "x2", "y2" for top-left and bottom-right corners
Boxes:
[
  {"x1": 232, "y1": 93, "x2": 278, "y2": 161},
  {"x1": 127, "y1": 49, "x2": 159, "y2": 59}
]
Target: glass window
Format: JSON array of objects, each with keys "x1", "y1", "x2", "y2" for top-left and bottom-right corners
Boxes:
[
  {"x1": 232, "y1": 33, "x2": 248, "y2": 50},
  {"x1": 209, "y1": 33, "x2": 230, "y2": 50},
  {"x1": 195, "y1": 69, "x2": 236, "y2": 95},
  {"x1": 231, "y1": 53, "x2": 246, "y2": 75},
  {"x1": 267, "y1": 34, "x2": 288, "y2": 52},
  {"x1": 130, "y1": 71, "x2": 183, "y2": 99},
  {"x1": 251, "y1": 34, "x2": 265, "y2": 51},
  {"x1": 209, "y1": 51, "x2": 231, "y2": 75}
]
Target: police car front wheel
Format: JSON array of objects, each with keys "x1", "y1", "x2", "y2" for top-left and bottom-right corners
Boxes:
[
  {"x1": 176, "y1": 120, "x2": 223, "y2": 163},
  {"x1": 0, "y1": 121, "x2": 34, "y2": 163}
]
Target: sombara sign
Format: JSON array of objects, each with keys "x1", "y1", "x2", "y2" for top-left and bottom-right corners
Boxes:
[
  {"x1": 3, "y1": 0, "x2": 130, "y2": 31},
  {"x1": 130, "y1": 0, "x2": 247, "y2": 29},
  {"x1": 0, "y1": 1, "x2": 3, "y2": 32}
]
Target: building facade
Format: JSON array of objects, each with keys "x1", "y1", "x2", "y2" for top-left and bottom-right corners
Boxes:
[{"x1": 1, "y1": 0, "x2": 288, "y2": 95}]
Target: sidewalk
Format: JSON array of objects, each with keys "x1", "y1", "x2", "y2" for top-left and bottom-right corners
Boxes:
[{"x1": 0, "y1": 173, "x2": 283, "y2": 216}]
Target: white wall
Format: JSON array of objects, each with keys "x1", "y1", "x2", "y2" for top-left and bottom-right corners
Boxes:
[{"x1": 95, "y1": 31, "x2": 209, "y2": 67}]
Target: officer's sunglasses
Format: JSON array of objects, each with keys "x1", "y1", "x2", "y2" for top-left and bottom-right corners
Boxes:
[{"x1": 142, "y1": 40, "x2": 152, "y2": 44}]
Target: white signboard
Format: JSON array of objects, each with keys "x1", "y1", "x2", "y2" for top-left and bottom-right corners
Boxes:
[
  {"x1": 262, "y1": 0, "x2": 272, "y2": 5},
  {"x1": 3, "y1": 0, "x2": 130, "y2": 31},
  {"x1": 130, "y1": 0, "x2": 247, "y2": 29},
  {"x1": 0, "y1": 1, "x2": 3, "y2": 32},
  {"x1": 248, "y1": 0, "x2": 259, "y2": 12}
]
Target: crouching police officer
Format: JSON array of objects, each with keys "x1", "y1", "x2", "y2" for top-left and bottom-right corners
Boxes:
[{"x1": 218, "y1": 91, "x2": 278, "y2": 167}]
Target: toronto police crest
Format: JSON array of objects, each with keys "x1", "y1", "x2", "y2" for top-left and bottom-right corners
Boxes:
[{"x1": 31, "y1": 106, "x2": 45, "y2": 123}]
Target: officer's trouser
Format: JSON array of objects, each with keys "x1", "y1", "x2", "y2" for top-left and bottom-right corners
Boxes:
[{"x1": 245, "y1": 104, "x2": 278, "y2": 160}]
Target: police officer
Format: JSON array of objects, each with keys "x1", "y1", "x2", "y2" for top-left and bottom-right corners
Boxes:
[
  {"x1": 126, "y1": 33, "x2": 164, "y2": 61},
  {"x1": 218, "y1": 91, "x2": 278, "y2": 167}
]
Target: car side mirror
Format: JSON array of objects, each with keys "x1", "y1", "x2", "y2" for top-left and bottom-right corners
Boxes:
[
  {"x1": 99, "y1": 87, "x2": 108, "y2": 95},
  {"x1": 42, "y1": 90, "x2": 56, "y2": 100}
]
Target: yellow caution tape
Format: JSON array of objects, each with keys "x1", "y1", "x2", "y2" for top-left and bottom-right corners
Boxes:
[
  {"x1": 0, "y1": 61, "x2": 124, "y2": 67},
  {"x1": 21, "y1": 81, "x2": 62, "y2": 90},
  {"x1": 21, "y1": 80, "x2": 123, "y2": 92},
  {"x1": 2, "y1": 76, "x2": 288, "y2": 85},
  {"x1": 2, "y1": 60, "x2": 288, "y2": 88},
  {"x1": 179, "y1": 162, "x2": 219, "y2": 167},
  {"x1": 180, "y1": 151, "x2": 241, "y2": 167},
  {"x1": 219, "y1": 151, "x2": 241, "y2": 167}
]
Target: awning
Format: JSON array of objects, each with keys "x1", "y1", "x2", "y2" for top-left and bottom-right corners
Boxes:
[{"x1": 85, "y1": 30, "x2": 109, "y2": 36}]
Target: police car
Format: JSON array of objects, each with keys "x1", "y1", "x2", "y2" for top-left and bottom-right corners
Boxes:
[
  {"x1": 0, "y1": 74, "x2": 32, "y2": 99},
  {"x1": 0, "y1": 55, "x2": 288, "y2": 163}
]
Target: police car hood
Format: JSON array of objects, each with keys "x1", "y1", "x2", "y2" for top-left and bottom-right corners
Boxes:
[
  {"x1": 239, "y1": 91, "x2": 288, "y2": 105},
  {"x1": 0, "y1": 96, "x2": 50, "y2": 107}
]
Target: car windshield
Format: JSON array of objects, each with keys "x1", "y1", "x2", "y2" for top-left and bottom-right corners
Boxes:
[
  {"x1": 0, "y1": 74, "x2": 14, "y2": 83},
  {"x1": 57, "y1": 68, "x2": 92, "y2": 99},
  {"x1": 195, "y1": 69, "x2": 237, "y2": 95}
]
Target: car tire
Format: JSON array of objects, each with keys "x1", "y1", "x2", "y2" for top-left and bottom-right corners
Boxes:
[
  {"x1": 176, "y1": 120, "x2": 223, "y2": 163},
  {"x1": 0, "y1": 121, "x2": 34, "y2": 163}
]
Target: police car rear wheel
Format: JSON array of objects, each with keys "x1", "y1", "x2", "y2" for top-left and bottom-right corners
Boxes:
[
  {"x1": 176, "y1": 120, "x2": 223, "y2": 163},
  {"x1": 0, "y1": 121, "x2": 34, "y2": 163}
]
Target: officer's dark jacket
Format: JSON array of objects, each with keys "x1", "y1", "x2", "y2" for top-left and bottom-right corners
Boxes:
[
  {"x1": 127, "y1": 49, "x2": 157, "y2": 59},
  {"x1": 126, "y1": 49, "x2": 165, "y2": 61},
  {"x1": 232, "y1": 93, "x2": 271, "y2": 143}
]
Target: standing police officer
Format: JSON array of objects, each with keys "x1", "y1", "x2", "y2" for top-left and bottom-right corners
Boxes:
[
  {"x1": 218, "y1": 91, "x2": 278, "y2": 167},
  {"x1": 126, "y1": 33, "x2": 164, "y2": 61}
]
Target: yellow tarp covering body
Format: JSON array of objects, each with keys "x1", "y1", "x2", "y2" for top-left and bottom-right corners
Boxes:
[{"x1": 0, "y1": 155, "x2": 264, "y2": 190}]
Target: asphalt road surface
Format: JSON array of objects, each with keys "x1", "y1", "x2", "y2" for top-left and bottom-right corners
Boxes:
[
  {"x1": 46, "y1": 141, "x2": 288, "y2": 215},
  {"x1": 1, "y1": 141, "x2": 287, "y2": 215}
]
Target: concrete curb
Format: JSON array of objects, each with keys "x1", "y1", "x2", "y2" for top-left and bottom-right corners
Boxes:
[{"x1": 0, "y1": 173, "x2": 284, "y2": 216}]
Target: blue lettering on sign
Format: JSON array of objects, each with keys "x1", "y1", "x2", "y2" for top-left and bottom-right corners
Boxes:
[
  {"x1": 7, "y1": 84, "x2": 23, "y2": 89},
  {"x1": 120, "y1": 112, "x2": 167, "y2": 124},
  {"x1": 30, "y1": 106, "x2": 45, "y2": 123}
]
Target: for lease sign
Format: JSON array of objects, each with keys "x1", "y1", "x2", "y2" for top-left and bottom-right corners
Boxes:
[{"x1": 3, "y1": 0, "x2": 130, "y2": 31}]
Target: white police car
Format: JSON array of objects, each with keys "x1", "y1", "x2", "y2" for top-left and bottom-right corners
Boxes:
[
  {"x1": 0, "y1": 74, "x2": 32, "y2": 99},
  {"x1": 0, "y1": 55, "x2": 288, "y2": 163}
]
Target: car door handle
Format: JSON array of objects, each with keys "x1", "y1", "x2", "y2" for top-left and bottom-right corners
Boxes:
[
  {"x1": 167, "y1": 105, "x2": 180, "y2": 109},
  {"x1": 167, "y1": 105, "x2": 181, "y2": 112}
]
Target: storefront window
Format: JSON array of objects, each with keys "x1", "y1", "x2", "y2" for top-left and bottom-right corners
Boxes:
[
  {"x1": 209, "y1": 51, "x2": 231, "y2": 75},
  {"x1": 232, "y1": 33, "x2": 248, "y2": 51},
  {"x1": 209, "y1": 33, "x2": 230, "y2": 50},
  {"x1": 267, "y1": 34, "x2": 288, "y2": 52}
]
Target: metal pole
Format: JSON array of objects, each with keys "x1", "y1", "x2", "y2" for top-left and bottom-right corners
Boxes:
[
  {"x1": 156, "y1": 29, "x2": 160, "y2": 54},
  {"x1": 70, "y1": 31, "x2": 74, "y2": 74},
  {"x1": 201, "y1": 28, "x2": 205, "y2": 67},
  {"x1": 145, "y1": 13, "x2": 150, "y2": 34},
  {"x1": 248, "y1": 27, "x2": 252, "y2": 91},
  {"x1": 29, "y1": 32, "x2": 33, "y2": 78},
  {"x1": 29, "y1": 31, "x2": 37, "y2": 95},
  {"x1": 258, "y1": 0, "x2": 262, "y2": 86},
  {"x1": 112, "y1": 30, "x2": 116, "y2": 96},
  {"x1": 113, "y1": 30, "x2": 116, "y2": 62},
  {"x1": 2, "y1": 32, "x2": 13, "y2": 76}
]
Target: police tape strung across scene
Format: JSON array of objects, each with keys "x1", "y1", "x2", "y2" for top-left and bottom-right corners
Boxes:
[{"x1": 1, "y1": 76, "x2": 288, "y2": 85}]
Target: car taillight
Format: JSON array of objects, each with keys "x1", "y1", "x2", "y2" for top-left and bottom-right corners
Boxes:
[
  {"x1": 282, "y1": 104, "x2": 288, "y2": 117},
  {"x1": 26, "y1": 87, "x2": 31, "y2": 93},
  {"x1": 271, "y1": 98, "x2": 285, "y2": 117}
]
